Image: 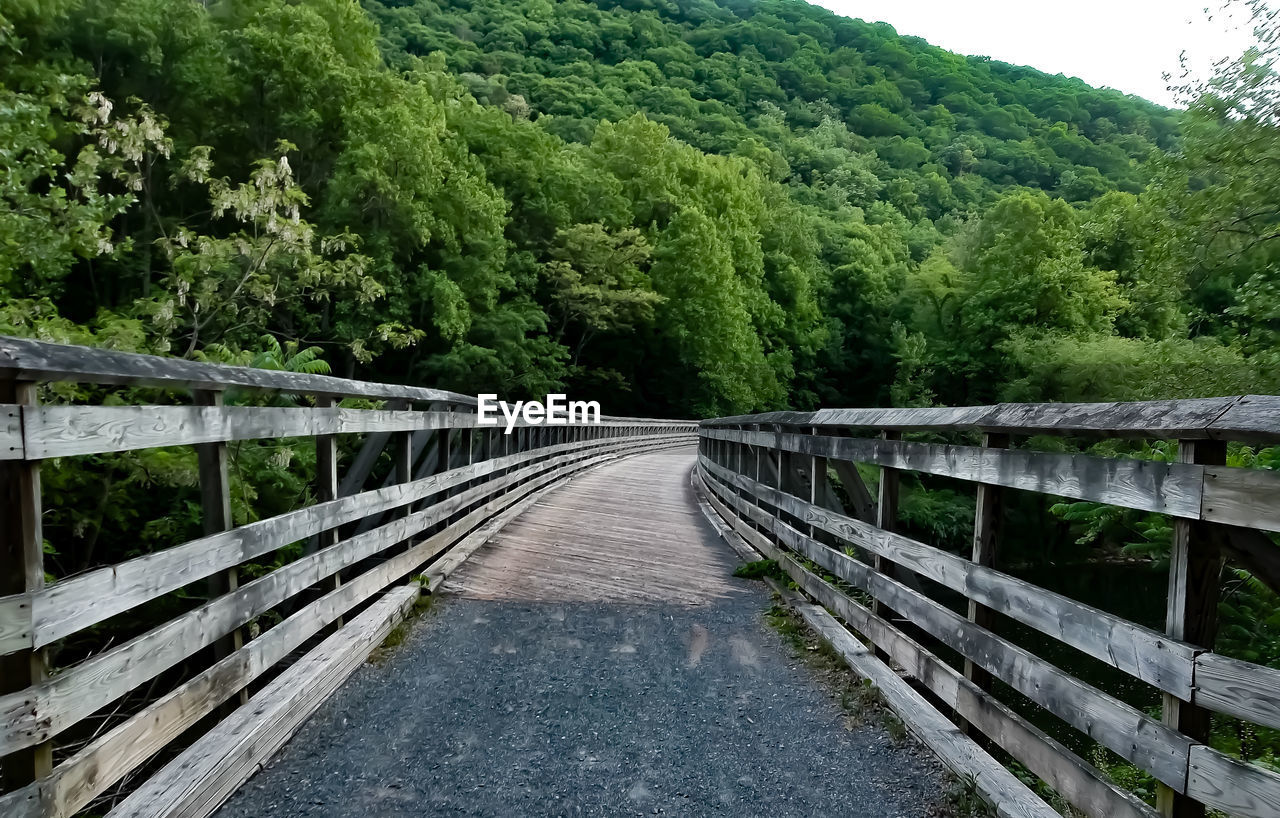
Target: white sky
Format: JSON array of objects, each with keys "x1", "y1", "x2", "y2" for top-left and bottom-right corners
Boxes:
[{"x1": 811, "y1": 0, "x2": 1257, "y2": 106}]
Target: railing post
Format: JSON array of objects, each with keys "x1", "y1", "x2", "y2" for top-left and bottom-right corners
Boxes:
[
  {"x1": 736, "y1": 425, "x2": 746, "y2": 500},
  {"x1": 753, "y1": 423, "x2": 762, "y2": 526},
  {"x1": 1158, "y1": 439, "x2": 1227, "y2": 818},
  {"x1": 0, "y1": 381, "x2": 52, "y2": 790},
  {"x1": 195, "y1": 390, "x2": 247, "y2": 704},
  {"x1": 961, "y1": 431, "x2": 1008, "y2": 733},
  {"x1": 394, "y1": 412, "x2": 413, "y2": 514},
  {"x1": 809, "y1": 425, "x2": 826, "y2": 540},
  {"x1": 437, "y1": 404, "x2": 454, "y2": 505},
  {"x1": 872, "y1": 430, "x2": 900, "y2": 660}
]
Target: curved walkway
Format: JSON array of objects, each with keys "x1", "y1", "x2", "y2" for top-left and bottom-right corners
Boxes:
[{"x1": 216, "y1": 448, "x2": 948, "y2": 817}]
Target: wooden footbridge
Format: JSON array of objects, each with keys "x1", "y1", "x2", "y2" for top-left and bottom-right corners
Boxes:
[{"x1": 1, "y1": 338, "x2": 1280, "y2": 818}]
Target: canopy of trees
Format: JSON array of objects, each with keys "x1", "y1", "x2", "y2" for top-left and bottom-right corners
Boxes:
[{"x1": 9, "y1": 0, "x2": 1275, "y2": 420}]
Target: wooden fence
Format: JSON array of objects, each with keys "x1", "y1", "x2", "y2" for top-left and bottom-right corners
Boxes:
[
  {"x1": 0, "y1": 336, "x2": 695, "y2": 818},
  {"x1": 695, "y1": 399, "x2": 1280, "y2": 818}
]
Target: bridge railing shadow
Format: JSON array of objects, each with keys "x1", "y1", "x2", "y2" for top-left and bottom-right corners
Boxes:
[
  {"x1": 0, "y1": 336, "x2": 694, "y2": 818},
  {"x1": 697, "y1": 399, "x2": 1280, "y2": 818}
]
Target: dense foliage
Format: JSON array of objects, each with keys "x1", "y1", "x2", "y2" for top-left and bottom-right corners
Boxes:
[{"x1": 9, "y1": 0, "x2": 1276, "y2": 420}]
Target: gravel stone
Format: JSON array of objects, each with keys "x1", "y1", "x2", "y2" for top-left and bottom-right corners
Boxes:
[{"x1": 217, "y1": 576, "x2": 949, "y2": 817}]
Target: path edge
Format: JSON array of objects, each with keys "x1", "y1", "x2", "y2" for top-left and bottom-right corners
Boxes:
[{"x1": 689, "y1": 470, "x2": 1057, "y2": 818}]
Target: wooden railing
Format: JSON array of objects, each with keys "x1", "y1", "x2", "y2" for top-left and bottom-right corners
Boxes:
[
  {"x1": 0, "y1": 336, "x2": 695, "y2": 818},
  {"x1": 695, "y1": 399, "x2": 1280, "y2": 818}
]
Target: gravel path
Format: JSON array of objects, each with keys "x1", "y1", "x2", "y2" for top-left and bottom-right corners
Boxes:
[{"x1": 216, "y1": 453, "x2": 950, "y2": 817}]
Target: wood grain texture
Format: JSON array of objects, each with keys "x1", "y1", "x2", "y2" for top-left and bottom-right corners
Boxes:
[
  {"x1": 699, "y1": 470, "x2": 1193, "y2": 790},
  {"x1": 0, "y1": 436, "x2": 687, "y2": 818},
  {"x1": 0, "y1": 335, "x2": 474, "y2": 405},
  {"x1": 1186, "y1": 745, "x2": 1280, "y2": 818},
  {"x1": 699, "y1": 457, "x2": 1198, "y2": 698},
  {"x1": 0, "y1": 380, "x2": 51, "y2": 789},
  {"x1": 703, "y1": 395, "x2": 1280, "y2": 442},
  {"x1": 0, "y1": 594, "x2": 31, "y2": 654},
  {"x1": 770, "y1": 553, "x2": 1155, "y2": 818},
  {"x1": 105, "y1": 585, "x2": 421, "y2": 818},
  {"x1": 0, "y1": 435, "x2": 685, "y2": 755},
  {"x1": 702, "y1": 428, "x2": 1205, "y2": 518},
  {"x1": 1201, "y1": 465, "x2": 1280, "y2": 533},
  {"x1": 22, "y1": 432, "x2": 685, "y2": 650},
  {"x1": 22, "y1": 405, "x2": 695, "y2": 459},
  {"x1": 1194, "y1": 653, "x2": 1280, "y2": 732},
  {"x1": 774, "y1": 582, "x2": 1058, "y2": 818},
  {"x1": 446, "y1": 447, "x2": 742, "y2": 605},
  {"x1": 1206, "y1": 395, "x2": 1280, "y2": 443},
  {"x1": 25, "y1": 406, "x2": 460, "y2": 458},
  {"x1": 0, "y1": 402, "x2": 23, "y2": 460}
]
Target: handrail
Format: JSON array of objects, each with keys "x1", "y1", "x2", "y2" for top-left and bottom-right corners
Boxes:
[
  {"x1": 702, "y1": 394, "x2": 1280, "y2": 442},
  {"x1": 697, "y1": 401, "x2": 1280, "y2": 818},
  {"x1": 0, "y1": 337, "x2": 696, "y2": 817},
  {"x1": 0, "y1": 335, "x2": 478, "y2": 404}
]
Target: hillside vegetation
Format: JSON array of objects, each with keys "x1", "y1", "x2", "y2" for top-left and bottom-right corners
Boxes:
[{"x1": 7, "y1": 0, "x2": 1276, "y2": 419}]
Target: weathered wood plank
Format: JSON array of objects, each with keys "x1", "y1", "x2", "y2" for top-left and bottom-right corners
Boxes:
[
  {"x1": 699, "y1": 457, "x2": 1198, "y2": 698},
  {"x1": 1201, "y1": 465, "x2": 1280, "y2": 534},
  {"x1": 1186, "y1": 745, "x2": 1280, "y2": 818},
  {"x1": 0, "y1": 437, "x2": 685, "y2": 818},
  {"x1": 105, "y1": 584, "x2": 421, "y2": 818},
  {"x1": 701, "y1": 428, "x2": 1205, "y2": 519},
  {"x1": 1160, "y1": 440, "x2": 1227, "y2": 818},
  {"x1": 966, "y1": 432, "x2": 1008, "y2": 705},
  {"x1": 872, "y1": 430, "x2": 900, "y2": 641},
  {"x1": 0, "y1": 380, "x2": 50, "y2": 789},
  {"x1": 703, "y1": 395, "x2": 1280, "y2": 441},
  {"x1": 24, "y1": 405, "x2": 694, "y2": 459},
  {"x1": 1194, "y1": 653, "x2": 1280, "y2": 732},
  {"x1": 0, "y1": 403, "x2": 23, "y2": 461},
  {"x1": 195, "y1": 391, "x2": 244, "y2": 685},
  {"x1": 699, "y1": 470, "x2": 1194, "y2": 789},
  {"x1": 0, "y1": 435, "x2": 684, "y2": 754},
  {"x1": 1206, "y1": 394, "x2": 1280, "y2": 444},
  {"x1": 0, "y1": 594, "x2": 31, "y2": 655},
  {"x1": 334, "y1": 398, "x2": 408, "y2": 499},
  {"x1": 696, "y1": 471, "x2": 781, "y2": 561},
  {"x1": 770, "y1": 551, "x2": 1157, "y2": 818},
  {"x1": 24, "y1": 406, "x2": 462, "y2": 458},
  {"x1": 23, "y1": 432, "x2": 683, "y2": 649},
  {"x1": 25, "y1": 572, "x2": 416, "y2": 818},
  {"x1": 450, "y1": 450, "x2": 736, "y2": 605},
  {"x1": 0, "y1": 335, "x2": 474, "y2": 405},
  {"x1": 774, "y1": 583, "x2": 1059, "y2": 818}
]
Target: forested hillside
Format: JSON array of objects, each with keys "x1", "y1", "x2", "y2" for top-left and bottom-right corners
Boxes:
[{"x1": 7, "y1": 0, "x2": 1276, "y2": 420}]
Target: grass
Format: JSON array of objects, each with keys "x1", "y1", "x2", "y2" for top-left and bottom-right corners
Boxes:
[
  {"x1": 733, "y1": 559, "x2": 786, "y2": 581},
  {"x1": 944, "y1": 774, "x2": 992, "y2": 817},
  {"x1": 370, "y1": 589, "x2": 435, "y2": 664},
  {"x1": 763, "y1": 598, "x2": 903, "y2": 734}
]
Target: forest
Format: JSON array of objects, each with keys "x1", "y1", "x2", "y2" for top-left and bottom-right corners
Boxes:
[
  {"x1": 5, "y1": 0, "x2": 1280, "y2": 805},
  {"x1": 7, "y1": 0, "x2": 1279, "y2": 419}
]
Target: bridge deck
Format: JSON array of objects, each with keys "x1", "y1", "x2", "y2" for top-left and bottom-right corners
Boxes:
[
  {"x1": 444, "y1": 449, "x2": 741, "y2": 604},
  {"x1": 215, "y1": 448, "x2": 948, "y2": 816}
]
